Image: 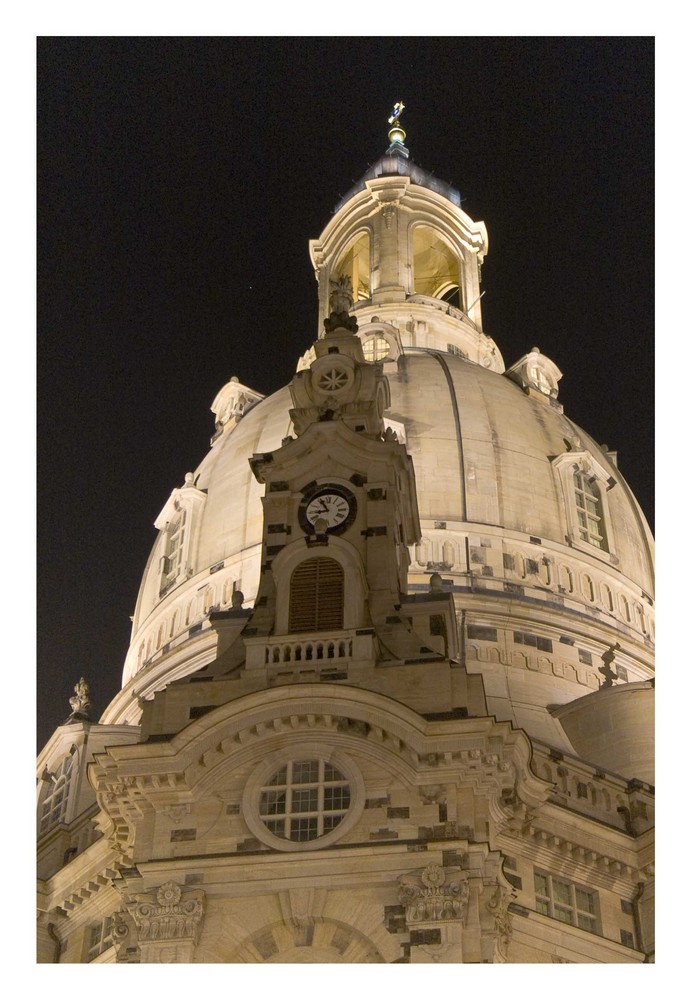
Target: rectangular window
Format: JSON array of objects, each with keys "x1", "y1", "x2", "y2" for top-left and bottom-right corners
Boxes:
[
  {"x1": 160, "y1": 511, "x2": 187, "y2": 592},
  {"x1": 515, "y1": 631, "x2": 552, "y2": 652},
  {"x1": 534, "y1": 871, "x2": 599, "y2": 934},
  {"x1": 447, "y1": 344, "x2": 467, "y2": 358},
  {"x1": 87, "y1": 917, "x2": 113, "y2": 961},
  {"x1": 468, "y1": 625, "x2": 498, "y2": 642},
  {"x1": 573, "y1": 471, "x2": 608, "y2": 550},
  {"x1": 578, "y1": 649, "x2": 593, "y2": 665}
]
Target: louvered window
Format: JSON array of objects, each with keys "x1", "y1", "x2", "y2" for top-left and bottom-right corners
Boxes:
[{"x1": 289, "y1": 557, "x2": 344, "y2": 633}]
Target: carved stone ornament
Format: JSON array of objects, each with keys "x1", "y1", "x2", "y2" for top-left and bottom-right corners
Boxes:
[
  {"x1": 324, "y1": 275, "x2": 358, "y2": 334},
  {"x1": 398, "y1": 864, "x2": 470, "y2": 924},
  {"x1": 487, "y1": 885, "x2": 515, "y2": 961},
  {"x1": 329, "y1": 274, "x2": 354, "y2": 314},
  {"x1": 126, "y1": 879, "x2": 206, "y2": 945},
  {"x1": 68, "y1": 677, "x2": 91, "y2": 717},
  {"x1": 419, "y1": 784, "x2": 447, "y2": 805},
  {"x1": 382, "y1": 204, "x2": 396, "y2": 229},
  {"x1": 112, "y1": 910, "x2": 140, "y2": 963},
  {"x1": 161, "y1": 803, "x2": 192, "y2": 824}
]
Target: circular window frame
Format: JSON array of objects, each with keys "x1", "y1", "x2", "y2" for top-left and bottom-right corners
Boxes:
[{"x1": 242, "y1": 745, "x2": 365, "y2": 852}]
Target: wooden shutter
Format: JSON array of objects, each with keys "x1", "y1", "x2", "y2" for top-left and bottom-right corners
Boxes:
[{"x1": 289, "y1": 557, "x2": 344, "y2": 632}]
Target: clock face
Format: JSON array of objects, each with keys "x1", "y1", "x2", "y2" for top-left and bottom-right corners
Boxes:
[{"x1": 300, "y1": 486, "x2": 356, "y2": 534}]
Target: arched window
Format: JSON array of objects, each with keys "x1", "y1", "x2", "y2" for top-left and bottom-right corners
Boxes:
[
  {"x1": 412, "y1": 226, "x2": 462, "y2": 305},
  {"x1": 334, "y1": 232, "x2": 370, "y2": 301},
  {"x1": 573, "y1": 471, "x2": 608, "y2": 550},
  {"x1": 39, "y1": 750, "x2": 76, "y2": 834},
  {"x1": 289, "y1": 558, "x2": 344, "y2": 633}
]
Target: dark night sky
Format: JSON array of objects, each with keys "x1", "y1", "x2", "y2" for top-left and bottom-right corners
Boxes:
[{"x1": 37, "y1": 37, "x2": 654, "y2": 750}]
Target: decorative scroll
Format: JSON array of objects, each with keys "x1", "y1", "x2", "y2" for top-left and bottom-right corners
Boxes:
[{"x1": 487, "y1": 885, "x2": 515, "y2": 961}]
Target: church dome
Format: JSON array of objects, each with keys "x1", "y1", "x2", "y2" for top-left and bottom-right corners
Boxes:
[{"x1": 107, "y1": 132, "x2": 654, "y2": 750}]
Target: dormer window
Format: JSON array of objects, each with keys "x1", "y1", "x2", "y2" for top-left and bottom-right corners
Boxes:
[
  {"x1": 362, "y1": 335, "x2": 390, "y2": 362},
  {"x1": 552, "y1": 451, "x2": 617, "y2": 561},
  {"x1": 505, "y1": 348, "x2": 563, "y2": 403},
  {"x1": 154, "y1": 474, "x2": 207, "y2": 596},
  {"x1": 161, "y1": 510, "x2": 186, "y2": 590},
  {"x1": 357, "y1": 322, "x2": 402, "y2": 366}
]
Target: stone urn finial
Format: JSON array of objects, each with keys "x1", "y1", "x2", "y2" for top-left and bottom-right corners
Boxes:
[
  {"x1": 68, "y1": 677, "x2": 91, "y2": 718},
  {"x1": 329, "y1": 274, "x2": 354, "y2": 314},
  {"x1": 324, "y1": 275, "x2": 358, "y2": 334}
]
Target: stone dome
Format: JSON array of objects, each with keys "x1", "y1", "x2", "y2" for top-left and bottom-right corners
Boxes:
[
  {"x1": 106, "y1": 142, "x2": 654, "y2": 754},
  {"x1": 118, "y1": 350, "x2": 653, "y2": 699}
]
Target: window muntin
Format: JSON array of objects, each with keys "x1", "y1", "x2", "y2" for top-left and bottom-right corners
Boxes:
[
  {"x1": 362, "y1": 335, "x2": 390, "y2": 362},
  {"x1": 87, "y1": 917, "x2": 113, "y2": 961},
  {"x1": 258, "y1": 759, "x2": 351, "y2": 843},
  {"x1": 527, "y1": 363, "x2": 554, "y2": 395},
  {"x1": 534, "y1": 871, "x2": 598, "y2": 933},
  {"x1": 514, "y1": 631, "x2": 552, "y2": 653},
  {"x1": 573, "y1": 471, "x2": 607, "y2": 550},
  {"x1": 162, "y1": 511, "x2": 186, "y2": 591},
  {"x1": 39, "y1": 752, "x2": 75, "y2": 834}
]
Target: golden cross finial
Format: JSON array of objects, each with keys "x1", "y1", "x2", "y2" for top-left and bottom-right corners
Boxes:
[
  {"x1": 387, "y1": 102, "x2": 407, "y2": 147},
  {"x1": 388, "y1": 101, "x2": 405, "y2": 126}
]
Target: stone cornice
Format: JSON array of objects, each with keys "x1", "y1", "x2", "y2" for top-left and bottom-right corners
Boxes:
[
  {"x1": 495, "y1": 801, "x2": 653, "y2": 892},
  {"x1": 90, "y1": 685, "x2": 551, "y2": 854},
  {"x1": 37, "y1": 831, "x2": 123, "y2": 918}
]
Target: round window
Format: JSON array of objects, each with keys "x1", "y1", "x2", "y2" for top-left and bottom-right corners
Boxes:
[
  {"x1": 259, "y1": 759, "x2": 351, "y2": 843},
  {"x1": 362, "y1": 335, "x2": 390, "y2": 362},
  {"x1": 243, "y1": 749, "x2": 364, "y2": 851}
]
